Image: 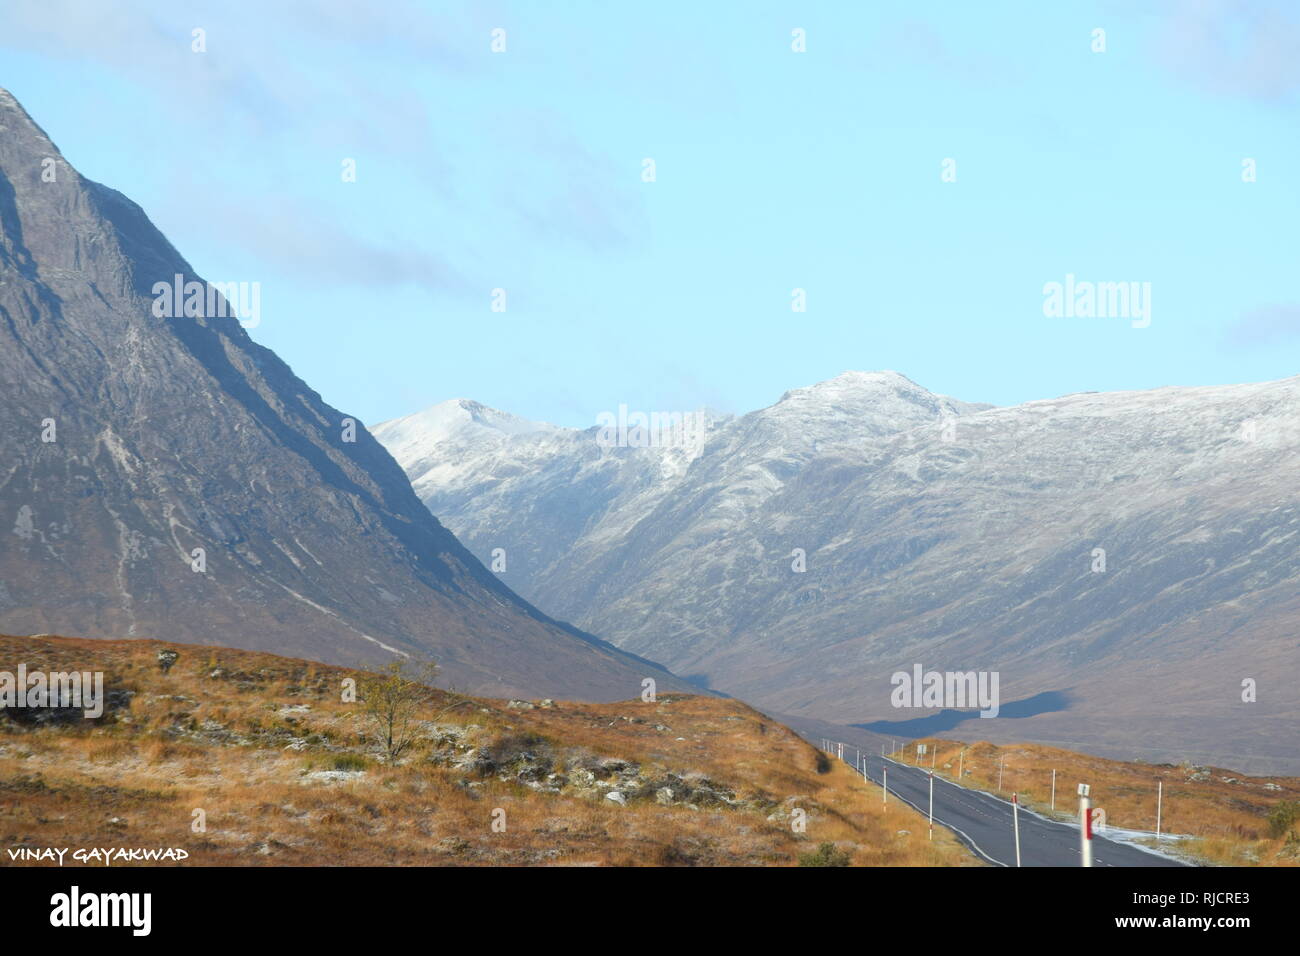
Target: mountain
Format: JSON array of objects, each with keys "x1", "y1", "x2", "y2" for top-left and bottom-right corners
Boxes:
[
  {"x1": 0, "y1": 87, "x2": 691, "y2": 701},
  {"x1": 378, "y1": 371, "x2": 1300, "y2": 773}
]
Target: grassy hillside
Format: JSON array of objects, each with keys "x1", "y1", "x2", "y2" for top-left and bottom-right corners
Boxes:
[
  {"x1": 899, "y1": 737, "x2": 1300, "y2": 866},
  {"x1": 0, "y1": 635, "x2": 977, "y2": 867}
]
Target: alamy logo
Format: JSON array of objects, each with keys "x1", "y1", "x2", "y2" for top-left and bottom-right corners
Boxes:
[
  {"x1": 595, "y1": 406, "x2": 708, "y2": 454},
  {"x1": 1042, "y1": 273, "x2": 1151, "y2": 328},
  {"x1": 152, "y1": 274, "x2": 261, "y2": 329},
  {"x1": 890, "y1": 664, "x2": 1000, "y2": 718},
  {"x1": 0, "y1": 665, "x2": 103, "y2": 718},
  {"x1": 49, "y1": 886, "x2": 151, "y2": 936}
]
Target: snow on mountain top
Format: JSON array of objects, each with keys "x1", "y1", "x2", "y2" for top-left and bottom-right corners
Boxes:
[
  {"x1": 778, "y1": 370, "x2": 916, "y2": 401},
  {"x1": 377, "y1": 373, "x2": 1300, "y2": 465},
  {"x1": 376, "y1": 373, "x2": 990, "y2": 464},
  {"x1": 373, "y1": 399, "x2": 560, "y2": 456},
  {"x1": 759, "y1": 371, "x2": 992, "y2": 442}
]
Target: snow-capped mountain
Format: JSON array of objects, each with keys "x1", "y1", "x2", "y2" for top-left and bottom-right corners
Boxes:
[
  {"x1": 376, "y1": 399, "x2": 563, "y2": 498},
  {"x1": 379, "y1": 371, "x2": 1300, "y2": 772}
]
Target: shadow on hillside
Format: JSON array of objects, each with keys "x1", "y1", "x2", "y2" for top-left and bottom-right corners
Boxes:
[
  {"x1": 680, "y1": 673, "x2": 732, "y2": 698},
  {"x1": 853, "y1": 689, "x2": 1075, "y2": 736}
]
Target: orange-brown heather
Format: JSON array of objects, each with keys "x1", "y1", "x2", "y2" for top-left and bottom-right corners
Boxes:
[{"x1": 0, "y1": 635, "x2": 977, "y2": 867}]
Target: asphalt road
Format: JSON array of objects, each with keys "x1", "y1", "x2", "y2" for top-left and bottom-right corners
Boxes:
[{"x1": 854, "y1": 753, "x2": 1189, "y2": 867}]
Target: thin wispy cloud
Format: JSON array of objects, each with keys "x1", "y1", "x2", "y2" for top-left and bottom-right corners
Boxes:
[
  {"x1": 0, "y1": 0, "x2": 640, "y2": 298},
  {"x1": 3, "y1": 2, "x2": 1295, "y2": 428},
  {"x1": 496, "y1": 113, "x2": 648, "y2": 252},
  {"x1": 2, "y1": 0, "x2": 455, "y2": 161},
  {"x1": 163, "y1": 187, "x2": 472, "y2": 293},
  {"x1": 1223, "y1": 304, "x2": 1300, "y2": 347},
  {"x1": 1152, "y1": 0, "x2": 1300, "y2": 103},
  {"x1": 886, "y1": 18, "x2": 1027, "y2": 87}
]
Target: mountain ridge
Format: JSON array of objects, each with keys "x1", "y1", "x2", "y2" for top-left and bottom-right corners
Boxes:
[
  {"x1": 0, "y1": 86, "x2": 691, "y2": 702},
  {"x1": 379, "y1": 370, "x2": 1300, "y2": 772}
]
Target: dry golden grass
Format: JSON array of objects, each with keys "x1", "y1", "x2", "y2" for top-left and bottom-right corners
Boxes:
[
  {"x1": 902, "y1": 737, "x2": 1300, "y2": 866},
  {"x1": 0, "y1": 635, "x2": 978, "y2": 867}
]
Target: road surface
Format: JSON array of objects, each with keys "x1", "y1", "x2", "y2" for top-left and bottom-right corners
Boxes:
[{"x1": 855, "y1": 752, "x2": 1189, "y2": 867}]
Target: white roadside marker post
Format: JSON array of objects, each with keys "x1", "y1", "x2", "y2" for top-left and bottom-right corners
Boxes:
[
  {"x1": 998, "y1": 755, "x2": 1004, "y2": 792},
  {"x1": 1156, "y1": 780, "x2": 1163, "y2": 840},
  {"x1": 928, "y1": 771, "x2": 934, "y2": 841},
  {"x1": 1079, "y1": 783, "x2": 1093, "y2": 867},
  {"x1": 1012, "y1": 792, "x2": 1022, "y2": 866},
  {"x1": 1051, "y1": 768, "x2": 1057, "y2": 811},
  {"x1": 883, "y1": 766, "x2": 887, "y2": 804},
  {"x1": 958, "y1": 748, "x2": 964, "y2": 781}
]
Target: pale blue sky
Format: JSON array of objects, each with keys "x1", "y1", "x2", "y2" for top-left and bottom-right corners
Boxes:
[{"x1": 3, "y1": 0, "x2": 1298, "y2": 427}]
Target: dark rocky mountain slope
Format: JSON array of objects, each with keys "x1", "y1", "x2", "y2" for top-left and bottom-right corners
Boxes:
[{"x1": 0, "y1": 87, "x2": 688, "y2": 702}]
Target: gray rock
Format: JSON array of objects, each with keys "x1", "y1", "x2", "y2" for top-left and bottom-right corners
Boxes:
[
  {"x1": 303, "y1": 770, "x2": 365, "y2": 783},
  {"x1": 0, "y1": 84, "x2": 684, "y2": 705}
]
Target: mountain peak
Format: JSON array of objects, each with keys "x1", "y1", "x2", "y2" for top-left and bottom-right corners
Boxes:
[
  {"x1": 373, "y1": 399, "x2": 559, "y2": 457},
  {"x1": 831, "y1": 368, "x2": 913, "y2": 383},
  {"x1": 0, "y1": 86, "x2": 198, "y2": 303},
  {"x1": 811, "y1": 369, "x2": 923, "y2": 391},
  {"x1": 778, "y1": 370, "x2": 926, "y2": 402},
  {"x1": 0, "y1": 86, "x2": 53, "y2": 142},
  {"x1": 0, "y1": 90, "x2": 688, "y2": 701},
  {"x1": 772, "y1": 370, "x2": 995, "y2": 424},
  {"x1": 0, "y1": 86, "x2": 75, "y2": 190}
]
